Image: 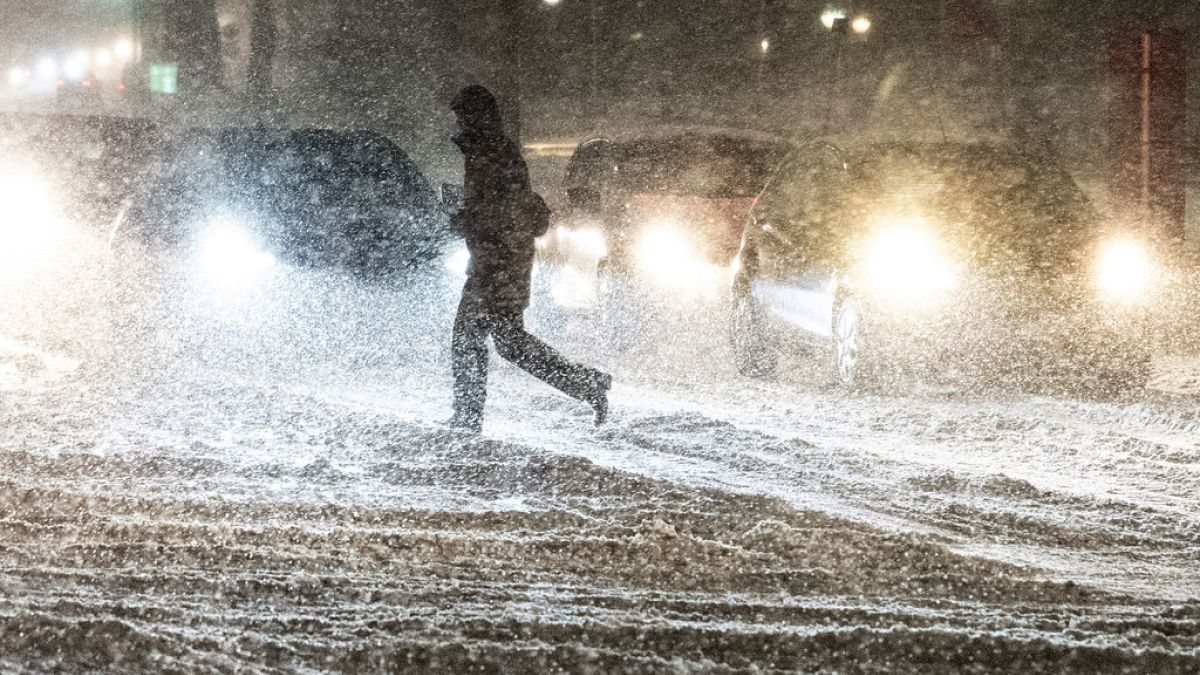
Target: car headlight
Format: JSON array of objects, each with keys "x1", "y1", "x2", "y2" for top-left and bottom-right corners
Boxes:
[
  {"x1": 443, "y1": 243, "x2": 471, "y2": 278},
  {"x1": 633, "y1": 218, "x2": 721, "y2": 294},
  {"x1": 0, "y1": 168, "x2": 64, "y2": 283},
  {"x1": 556, "y1": 226, "x2": 608, "y2": 260},
  {"x1": 859, "y1": 220, "x2": 957, "y2": 303},
  {"x1": 1095, "y1": 237, "x2": 1156, "y2": 303},
  {"x1": 193, "y1": 216, "x2": 277, "y2": 289}
]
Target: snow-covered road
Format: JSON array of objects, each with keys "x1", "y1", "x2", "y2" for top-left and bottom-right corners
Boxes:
[{"x1": 1, "y1": 261, "x2": 1198, "y2": 672}]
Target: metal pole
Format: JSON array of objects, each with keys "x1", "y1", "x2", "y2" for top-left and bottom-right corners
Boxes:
[
  {"x1": 1141, "y1": 31, "x2": 1153, "y2": 219},
  {"x1": 591, "y1": 1, "x2": 600, "y2": 117}
]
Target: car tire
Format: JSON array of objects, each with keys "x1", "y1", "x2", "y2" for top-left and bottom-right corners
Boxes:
[
  {"x1": 832, "y1": 296, "x2": 889, "y2": 391},
  {"x1": 730, "y1": 277, "x2": 777, "y2": 379}
]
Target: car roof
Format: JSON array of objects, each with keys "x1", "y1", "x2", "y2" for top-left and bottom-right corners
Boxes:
[
  {"x1": 822, "y1": 139, "x2": 1056, "y2": 165},
  {"x1": 577, "y1": 125, "x2": 806, "y2": 150}
]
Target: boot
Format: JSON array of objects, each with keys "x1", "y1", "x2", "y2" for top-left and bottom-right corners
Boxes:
[{"x1": 588, "y1": 372, "x2": 613, "y2": 426}]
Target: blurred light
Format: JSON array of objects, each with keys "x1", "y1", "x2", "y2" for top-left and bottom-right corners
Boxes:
[
  {"x1": 0, "y1": 168, "x2": 64, "y2": 284},
  {"x1": 634, "y1": 218, "x2": 722, "y2": 294},
  {"x1": 7, "y1": 66, "x2": 29, "y2": 88},
  {"x1": 1095, "y1": 238, "x2": 1155, "y2": 303},
  {"x1": 542, "y1": 0, "x2": 562, "y2": 5},
  {"x1": 36, "y1": 58, "x2": 58, "y2": 80},
  {"x1": 63, "y1": 52, "x2": 89, "y2": 81},
  {"x1": 860, "y1": 219, "x2": 957, "y2": 303},
  {"x1": 630, "y1": 32, "x2": 644, "y2": 41},
  {"x1": 761, "y1": 38, "x2": 770, "y2": 54},
  {"x1": 194, "y1": 217, "x2": 277, "y2": 290},
  {"x1": 444, "y1": 244, "x2": 470, "y2": 278},
  {"x1": 821, "y1": 7, "x2": 847, "y2": 30},
  {"x1": 851, "y1": 15, "x2": 872, "y2": 34},
  {"x1": 557, "y1": 226, "x2": 608, "y2": 260},
  {"x1": 95, "y1": 48, "x2": 113, "y2": 68},
  {"x1": 114, "y1": 38, "x2": 135, "y2": 62}
]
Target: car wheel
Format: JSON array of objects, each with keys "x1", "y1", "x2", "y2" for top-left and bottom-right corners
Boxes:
[
  {"x1": 833, "y1": 296, "x2": 890, "y2": 390},
  {"x1": 730, "y1": 277, "x2": 777, "y2": 378}
]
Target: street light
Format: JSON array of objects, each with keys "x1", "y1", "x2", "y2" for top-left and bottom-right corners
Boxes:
[
  {"x1": 851, "y1": 15, "x2": 872, "y2": 34},
  {"x1": 761, "y1": 37, "x2": 770, "y2": 55},
  {"x1": 542, "y1": 0, "x2": 562, "y2": 6},
  {"x1": 821, "y1": 7, "x2": 847, "y2": 30}
]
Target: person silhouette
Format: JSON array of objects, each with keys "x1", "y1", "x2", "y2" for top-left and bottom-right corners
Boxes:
[{"x1": 446, "y1": 85, "x2": 611, "y2": 434}]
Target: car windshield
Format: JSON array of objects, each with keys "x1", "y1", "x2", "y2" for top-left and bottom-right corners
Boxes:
[
  {"x1": 848, "y1": 145, "x2": 1095, "y2": 264},
  {"x1": 606, "y1": 136, "x2": 786, "y2": 199},
  {"x1": 263, "y1": 131, "x2": 433, "y2": 207}
]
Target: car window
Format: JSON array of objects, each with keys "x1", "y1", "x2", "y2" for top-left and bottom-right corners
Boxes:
[
  {"x1": 756, "y1": 145, "x2": 846, "y2": 239},
  {"x1": 610, "y1": 137, "x2": 784, "y2": 199},
  {"x1": 565, "y1": 140, "x2": 614, "y2": 211}
]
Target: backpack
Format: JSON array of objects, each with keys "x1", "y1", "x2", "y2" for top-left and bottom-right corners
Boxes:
[{"x1": 511, "y1": 190, "x2": 552, "y2": 238}]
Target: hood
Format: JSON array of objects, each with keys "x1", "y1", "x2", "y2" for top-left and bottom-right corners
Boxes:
[{"x1": 451, "y1": 85, "x2": 504, "y2": 138}]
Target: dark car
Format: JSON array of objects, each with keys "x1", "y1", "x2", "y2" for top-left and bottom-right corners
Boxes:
[
  {"x1": 542, "y1": 128, "x2": 794, "y2": 313},
  {"x1": 110, "y1": 127, "x2": 450, "y2": 277},
  {"x1": 730, "y1": 141, "x2": 1163, "y2": 390}
]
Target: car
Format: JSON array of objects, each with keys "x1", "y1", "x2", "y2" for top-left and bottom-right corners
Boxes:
[
  {"x1": 540, "y1": 128, "x2": 796, "y2": 315},
  {"x1": 109, "y1": 126, "x2": 452, "y2": 279},
  {"x1": 730, "y1": 141, "x2": 1163, "y2": 391}
]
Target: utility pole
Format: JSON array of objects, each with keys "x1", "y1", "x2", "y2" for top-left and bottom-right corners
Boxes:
[
  {"x1": 590, "y1": 0, "x2": 601, "y2": 119},
  {"x1": 248, "y1": 0, "x2": 277, "y2": 118}
]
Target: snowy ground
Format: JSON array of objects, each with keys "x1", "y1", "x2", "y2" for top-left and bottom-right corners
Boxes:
[{"x1": 1, "y1": 240, "x2": 1198, "y2": 672}]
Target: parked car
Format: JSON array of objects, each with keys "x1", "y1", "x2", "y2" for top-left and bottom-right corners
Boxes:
[
  {"x1": 730, "y1": 141, "x2": 1164, "y2": 391},
  {"x1": 541, "y1": 128, "x2": 795, "y2": 321},
  {"x1": 110, "y1": 127, "x2": 451, "y2": 279}
]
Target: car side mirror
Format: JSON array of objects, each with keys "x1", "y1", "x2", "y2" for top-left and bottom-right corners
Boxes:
[{"x1": 440, "y1": 182, "x2": 464, "y2": 215}]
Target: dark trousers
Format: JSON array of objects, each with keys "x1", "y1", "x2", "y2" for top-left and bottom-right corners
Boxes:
[{"x1": 452, "y1": 292, "x2": 605, "y2": 425}]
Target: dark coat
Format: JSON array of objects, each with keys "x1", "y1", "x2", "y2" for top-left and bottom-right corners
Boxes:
[{"x1": 451, "y1": 87, "x2": 538, "y2": 312}]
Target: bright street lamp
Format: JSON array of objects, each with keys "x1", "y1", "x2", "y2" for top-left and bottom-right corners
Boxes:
[
  {"x1": 821, "y1": 7, "x2": 847, "y2": 30},
  {"x1": 851, "y1": 15, "x2": 872, "y2": 34}
]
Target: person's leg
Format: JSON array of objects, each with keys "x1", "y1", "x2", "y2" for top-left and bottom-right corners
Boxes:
[
  {"x1": 450, "y1": 293, "x2": 491, "y2": 431},
  {"x1": 491, "y1": 312, "x2": 610, "y2": 406}
]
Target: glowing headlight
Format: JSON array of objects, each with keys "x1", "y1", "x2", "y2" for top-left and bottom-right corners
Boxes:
[
  {"x1": 860, "y1": 221, "x2": 957, "y2": 303},
  {"x1": 194, "y1": 217, "x2": 277, "y2": 289},
  {"x1": 631, "y1": 218, "x2": 723, "y2": 296},
  {"x1": 0, "y1": 168, "x2": 65, "y2": 283},
  {"x1": 635, "y1": 221, "x2": 693, "y2": 275},
  {"x1": 1095, "y1": 237, "x2": 1155, "y2": 303},
  {"x1": 557, "y1": 227, "x2": 608, "y2": 259},
  {"x1": 444, "y1": 244, "x2": 471, "y2": 278}
]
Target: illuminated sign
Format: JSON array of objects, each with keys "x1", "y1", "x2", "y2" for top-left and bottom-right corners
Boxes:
[{"x1": 149, "y1": 63, "x2": 177, "y2": 94}]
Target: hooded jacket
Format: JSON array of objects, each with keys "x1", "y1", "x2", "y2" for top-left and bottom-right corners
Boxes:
[{"x1": 451, "y1": 86, "x2": 538, "y2": 311}]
